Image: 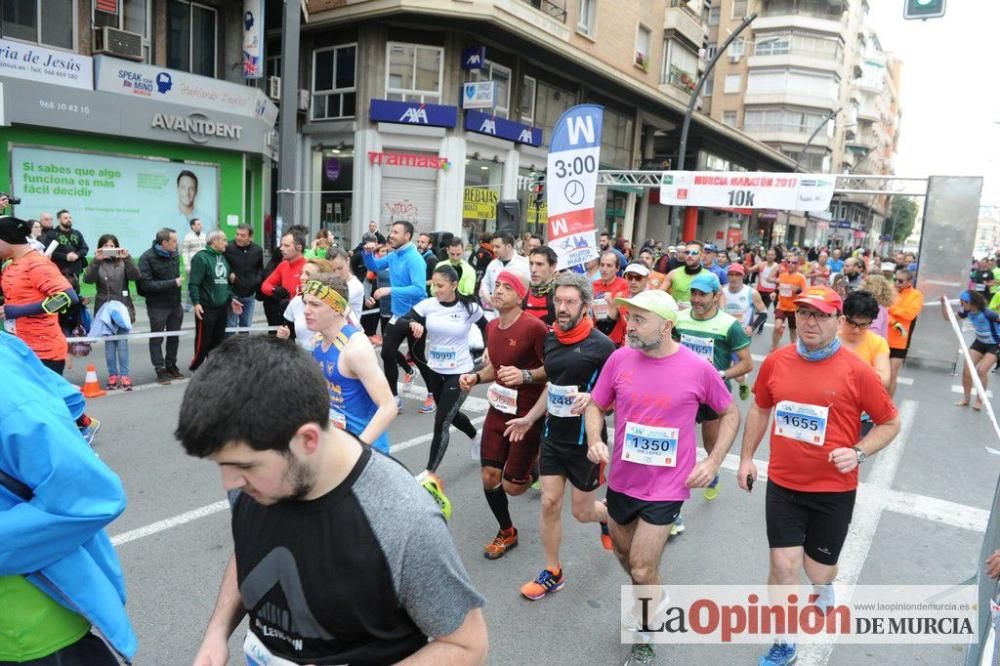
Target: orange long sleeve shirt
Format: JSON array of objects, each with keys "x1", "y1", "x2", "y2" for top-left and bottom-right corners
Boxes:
[{"x1": 887, "y1": 286, "x2": 924, "y2": 350}]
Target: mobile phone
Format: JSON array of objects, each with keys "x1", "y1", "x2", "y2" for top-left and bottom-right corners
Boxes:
[{"x1": 746, "y1": 474, "x2": 754, "y2": 492}]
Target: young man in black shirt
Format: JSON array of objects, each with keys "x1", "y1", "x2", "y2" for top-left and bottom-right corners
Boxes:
[
  {"x1": 176, "y1": 336, "x2": 487, "y2": 666},
  {"x1": 503, "y1": 272, "x2": 616, "y2": 601}
]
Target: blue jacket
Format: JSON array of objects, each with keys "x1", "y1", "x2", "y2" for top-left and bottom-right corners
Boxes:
[
  {"x1": 90, "y1": 301, "x2": 133, "y2": 338},
  {"x1": 363, "y1": 243, "x2": 427, "y2": 317},
  {"x1": 0, "y1": 333, "x2": 136, "y2": 662}
]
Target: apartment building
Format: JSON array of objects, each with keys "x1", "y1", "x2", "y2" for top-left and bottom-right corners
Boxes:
[
  {"x1": 0, "y1": 1, "x2": 277, "y2": 254},
  {"x1": 702, "y1": 0, "x2": 901, "y2": 248},
  {"x1": 291, "y1": 0, "x2": 798, "y2": 246}
]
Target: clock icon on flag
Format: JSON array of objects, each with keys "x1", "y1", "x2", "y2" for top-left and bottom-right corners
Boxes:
[{"x1": 565, "y1": 179, "x2": 585, "y2": 205}]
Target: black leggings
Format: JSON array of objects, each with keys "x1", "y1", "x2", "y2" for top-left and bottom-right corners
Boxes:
[
  {"x1": 425, "y1": 371, "x2": 478, "y2": 472},
  {"x1": 380, "y1": 317, "x2": 431, "y2": 396}
]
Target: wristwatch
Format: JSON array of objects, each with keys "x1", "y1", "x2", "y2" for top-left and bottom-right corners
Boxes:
[
  {"x1": 852, "y1": 446, "x2": 866, "y2": 465},
  {"x1": 521, "y1": 369, "x2": 532, "y2": 385}
]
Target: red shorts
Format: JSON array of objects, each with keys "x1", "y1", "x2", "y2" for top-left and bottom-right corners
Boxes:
[
  {"x1": 774, "y1": 309, "x2": 797, "y2": 330},
  {"x1": 481, "y1": 408, "x2": 542, "y2": 484}
]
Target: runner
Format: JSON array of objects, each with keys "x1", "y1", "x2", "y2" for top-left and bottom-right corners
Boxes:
[
  {"x1": 459, "y1": 270, "x2": 548, "y2": 560},
  {"x1": 603, "y1": 263, "x2": 650, "y2": 342},
  {"x1": 401, "y1": 264, "x2": 486, "y2": 485},
  {"x1": 584, "y1": 289, "x2": 739, "y2": 665},
  {"x1": 838, "y1": 291, "x2": 890, "y2": 388},
  {"x1": 771, "y1": 256, "x2": 807, "y2": 352},
  {"x1": 662, "y1": 240, "x2": 711, "y2": 307},
  {"x1": 942, "y1": 291, "x2": 1000, "y2": 411},
  {"x1": 673, "y1": 272, "x2": 752, "y2": 522},
  {"x1": 807, "y1": 251, "x2": 832, "y2": 286},
  {"x1": 499, "y1": 273, "x2": 616, "y2": 600},
  {"x1": 523, "y1": 246, "x2": 558, "y2": 325},
  {"x1": 750, "y1": 248, "x2": 781, "y2": 311},
  {"x1": 723, "y1": 260, "x2": 768, "y2": 348},
  {"x1": 177, "y1": 336, "x2": 488, "y2": 666},
  {"x1": 887, "y1": 268, "x2": 923, "y2": 397},
  {"x1": 479, "y1": 232, "x2": 529, "y2": 315},
  {"x1": 738, "y1": 286, "x2": 900, "y2": 666},
  {"x1": 276, "y1": 258, "x2": 335, "y2": 350},
  {"x1": 303, "y1": 274, "x2": 397, "y2": 455},
  {"x1": 591, "y1": 251, "x2": 629, "y2": 345}
]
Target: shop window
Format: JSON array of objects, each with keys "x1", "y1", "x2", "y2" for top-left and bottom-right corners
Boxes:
[
  {"x1": 386, "y1": 42, "x2": 443, "y2": 104},
  {"x1": 519, "y1": 75, "x2": 536, "y2": 125},
  {"x1": 93, "y1": 0, "x2": 152, "y2": 62},
  {"x1": 312, "y1": 44, "x2": 357, "y2": 121},
  {"x1": 167, "y1": 0, "x2": 218, "y2": 77},
  {"x1": 470, "y1": 60, "x2": 511, "y2": 118},
  {"x1": 535, "y1": 80, "x2": 577, "y2": 147},
  {"x1": 1, "y1": 0, "x2": 74, "y2": 50}
]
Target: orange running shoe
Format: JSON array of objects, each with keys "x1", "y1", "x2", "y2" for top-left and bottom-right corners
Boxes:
[
  {"x1": 520, "y1": 567, "x2": 565, "y2": 600},
  {"x1": 483, "y1": 527, "x2": 518, "y2": 560}
]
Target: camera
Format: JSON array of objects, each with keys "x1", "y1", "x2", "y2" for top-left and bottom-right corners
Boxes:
[
  {"x1": 0, "y1": 192, "x2": 22, "y2": 205},
  {"x1": 101, "y1": 248, "x2": 125, "y2": 259}
]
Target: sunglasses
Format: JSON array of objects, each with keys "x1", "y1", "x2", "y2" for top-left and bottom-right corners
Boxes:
[
  {"x1": 686, "y1": 250, "x2": 701, "y2": 256},
  {"x1": 843, "y1": 318, "x2": 872, "y2": 330},
  {"x1": 625, "y1": 274, "x2": 645, "y2": 281}
]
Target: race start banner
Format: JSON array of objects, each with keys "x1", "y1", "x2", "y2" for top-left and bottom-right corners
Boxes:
[
  {"x1": 546, "y1": 104, "x2": 603, "y2": 270},
  {"x1": 659, "y1": 171, "x2": 836, "y2": 212}
]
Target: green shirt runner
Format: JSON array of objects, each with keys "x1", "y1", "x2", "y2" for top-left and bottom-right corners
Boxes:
[{"x1": 673, "y1": 308, "x2": 751, "y2": 388}]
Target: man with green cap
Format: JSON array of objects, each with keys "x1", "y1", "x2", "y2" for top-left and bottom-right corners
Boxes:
[{"x1": 581, "y1": 288, "x2": 740, "y2": 664}]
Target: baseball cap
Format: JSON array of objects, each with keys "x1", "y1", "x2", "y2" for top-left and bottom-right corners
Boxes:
[
  {"x1": 623, "y1": 262, "x2": 650, "y2": 277},
  {"x1": 690, "y1": 272, "x2": 721, "y2": 294},
  {"x1": 727, "y1": 263, "x2": 746, "y2": 276},
  {"x1": 794, "y1": 285, "x2": 843, "y2": 315},
  {"x1": 614, "y1": 289, "x2": 679, "y2": 323},
  {"x1": 703, "y1": 243, "x2": 720, "y2": 253},
  {"x1": 0, "y1": 216, "x2": 30, "y2": 245}
]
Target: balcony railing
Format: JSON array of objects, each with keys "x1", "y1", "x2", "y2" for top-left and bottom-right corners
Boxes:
[
  {"x1": 520, "y1": 0, "x2": 567, "y2": 23},
  {"x1": 664, "y1": 64, "x2": 697, "y2": 93}
]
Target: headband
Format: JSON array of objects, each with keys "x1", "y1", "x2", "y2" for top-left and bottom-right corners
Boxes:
[
  {"x1": 303, "y1": 280, "x2": 348, "y2": 314},
  {"x1": 496, "y1": 270, "x2": 528, "y2": 300}
]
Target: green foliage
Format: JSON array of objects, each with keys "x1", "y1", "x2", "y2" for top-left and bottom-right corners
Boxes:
[{"x1": 889, "y1": 197, "x2": 919, "y2": 244}]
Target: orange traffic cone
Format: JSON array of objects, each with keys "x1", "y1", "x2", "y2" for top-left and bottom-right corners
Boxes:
[{"x1": 80, "y1": 364, "x2": 106, "y2": 398}]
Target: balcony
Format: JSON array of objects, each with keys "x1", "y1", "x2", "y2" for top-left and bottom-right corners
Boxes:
[
  {"x1": 744, "y1": 123, "x2": 832, "y2": 148},
  {"x1": 755, "y1": 11, "x2": 846, "y2": 37},
  {"x1": 665, "y1": 5, "x2": 705, "y2": 49},
  {"x1": 747, "y1": 51, "x2": 842, "y2": 73},
  {"x1": 519, "y1": 0, "x2": 567, "y2": 23},
  {"x1": 847, "y1": 130, "x2": 879, "y2": 152},
  {"x1": 744, "y1": 90, "x2": 838, "y2": 111}
]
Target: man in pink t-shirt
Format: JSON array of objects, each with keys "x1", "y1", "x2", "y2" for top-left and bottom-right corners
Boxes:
[{"x1": 584, "y1": 289, "x2": 739, "y2": 659}]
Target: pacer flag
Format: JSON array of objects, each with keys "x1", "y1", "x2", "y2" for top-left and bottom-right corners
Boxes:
[
  {"x1": 546, "y1": 104, "x2": 603, "y2": 270},
  {"x1": 659, "y1": 171, "x2": 836, "y2": 212}
]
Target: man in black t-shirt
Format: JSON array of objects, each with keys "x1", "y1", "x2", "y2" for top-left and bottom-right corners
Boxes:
[
  {"x1": 176, "y1": 336, "x2": 487, "y2": 666},
  {"x1": 504, "y1": 272, "x2": 616, "y2": 601}
]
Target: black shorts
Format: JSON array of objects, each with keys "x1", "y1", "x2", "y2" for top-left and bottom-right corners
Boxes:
[
  {"x1": 539, "y1": 437, "x2": 605, "y2": 492},
  {"x1": 971, "y1": 339, "x2": 1000, "y2": 357},
  {"x1": 696, "y1": 404, "x2": 720, "y2": 423},
  {"x1": 888, "y1": 347, "x2": 908, "y2": 360},
  {"x1": 758, "y1": 290, "x2": 774, "y2": 309},
  {"x1": 765, "y1": 480, "x2": 856, "y2": 566},
  {"x1": 774, "y1": 309, "x2": 797, "y2": 330},
  {"x1": 606, "y1": 487, "x2": 683, "y2": 527}
]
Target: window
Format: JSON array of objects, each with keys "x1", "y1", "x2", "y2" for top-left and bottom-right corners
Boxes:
[
  {"x1": 724, "y1": 73, "x2": 742, "y2": 93},
  {"x1": 1, "y1": 0, "x2": 74, "y2": 50},
  {"x1": 706, "y1": 42, "x2": 717, "y2": 60},
  {"x1": 167, "y1": 1, "x2": 217, "y2": 77},
  {"x1": 703, "y1": 77, "x2": 714, "y2": 96},
  {"x1": 722, "y1": 111, "x2": 737, "y2": 128},
  {"x1": 753, "y1": 32, "x2": 842, "y2": 62},
  {"x1": 600, "y1": 108, "x2": 634, "y2": 169},
  {"x1": 708, "y1": 6, "x2": 720, "y2": 25},
  {"x1": 732, "y1": 0, "x2": 748, "y2": 17},
  {"x1": 746, "y1": 69, "x2": 838, "y2": 100},
  {"x1": 535, "y1": 80, "x2": 577, "y2": 146},
  {"x1": 94, "y1": 0, "x2": 152, "y2": 62},
  {"x1": 744, "y1": 107, "x2": 832, "y2": 135},
  {"x1": 635, "y1": 24, "x2": 651, "y2": 69},
  {"x1": 470, "y1": 61, "x2": 512, "y2": 118},
  {"x1": 312, "y1": 44, "x2": 357, "y2": 121},
  {"x1": 661, "y1": 40, "x2": 699, "y2": 93},
  {"x1": 520, "y1": 75, "x2": 536, "y2": 124},
  {"x1": 728, "y1": 38, "x2": 745, "y2": 58},
  {"x1": 386, "y1": 42, "x2": 444, "y2": 103},
  {"x1": 578, "y1": 0, "x2": 596, "y2": 36}
]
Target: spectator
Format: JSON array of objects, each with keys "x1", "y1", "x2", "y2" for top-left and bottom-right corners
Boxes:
[
  {"x1": 82, "y1": 234, "x2": 141, "y2": 390},
  {"x1": 181, "y1": 218, "x2": 207, "y2": 277},
  {"x1": 305, "y1": 230, "x2": 331, "y2": 260},
  {"x1": 43, "y1": 209, "x2": 89, "y2": 332},
  {"x1": 599, "y1": 232, "x2": 627, "y2": 272},
  {"x1": 139, "y1": 227, "x2": 185, "y2": 384},
  {"x1": 27, "y1": 219, "x2": 45, "y2": 252},
  {"x1": 224, "y1": 223, "x2": 264, "y2": 335},
  {"x1": 188, "y1": 230, "x2": 243, "y2": 371},
  {"x1": 416, "y1": 232, "x2": 439, "y2": 293},
  {"x1": 37, "y1": 210, "x2": 54, "y2": 234},
  {"x1": 259, "y1": 231, "x2": 307, "y2": 313},
  {"x1": 435, "y1": 238, "x2": 476, "y2": 296},
  {"x1": 479, "y1": 232, "x2": 529, "y2": 312},
  {"x1": 367, "y1": 220, "x2": 386, "y2": 244}
]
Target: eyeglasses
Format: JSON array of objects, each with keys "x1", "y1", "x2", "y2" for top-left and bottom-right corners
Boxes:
[
  {"x1": 625, "y1": 274, "x2": 645, "y2": 281},
  {"x1": 795, "y1": 309, "x2": 837, "y2": 322},
  {"x1": 843, "y1": 318, "x2": 872, "y2": 330},
  {"x1": 686, "y1": 250, "x2": 701, "y2": 256}
]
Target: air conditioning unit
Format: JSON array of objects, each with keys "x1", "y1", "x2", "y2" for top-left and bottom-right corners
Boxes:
[
  {"x1": 297, "y1": 89, "x2": 310, "y2": 112},
  {"x1": 93, "y1": 26, "x2": 144, "y2": 61},
  {"x1": 268, "y1": 76, "x2": 281, "y2": 101},
  {"x1": 729, "y1": 53, "x2": 741, "y2": 62}
]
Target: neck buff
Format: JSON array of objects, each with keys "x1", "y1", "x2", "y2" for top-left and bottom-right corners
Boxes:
[
  {"x1": 530, "y1": 279, "x2": 554, "y2": 297},
  {"x1": 554, "y1": 314, "x2": 593, "y2": 345},
  {"x1": 684, "y1": 264, "x2": 702, "y2": 275},
  {"x1": 795, "y1": 336, "x2": 841, "y2": 362}
]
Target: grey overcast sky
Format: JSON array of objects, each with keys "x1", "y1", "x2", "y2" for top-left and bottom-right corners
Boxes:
[{"x1": 866, "y1": 0, "x2": 1000, "y2": 210}]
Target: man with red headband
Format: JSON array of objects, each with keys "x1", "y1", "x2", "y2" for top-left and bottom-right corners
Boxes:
[{"x1": 460, "y1": 270, "x2": 548, "y2": 560}]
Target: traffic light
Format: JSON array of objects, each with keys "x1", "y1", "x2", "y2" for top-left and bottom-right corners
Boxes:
[
  {"x1": 532, "y1": 174, "x2": 545, "y2": 207},
  {"x1": 903, "y1": 0, "x2": 945, "y2": 20}
]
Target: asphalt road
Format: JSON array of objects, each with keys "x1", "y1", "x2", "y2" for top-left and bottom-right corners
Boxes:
[{"x1": 70, "y1": 324, "x2": 998, "y2": 665}]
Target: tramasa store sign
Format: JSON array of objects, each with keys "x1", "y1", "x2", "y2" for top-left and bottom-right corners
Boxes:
[
  {"x1": 369, "y1": 99, "x2": 458, "y2": 128},
  {"x1": 367, "y1": 151, "x2": 451, "y2": 171}
]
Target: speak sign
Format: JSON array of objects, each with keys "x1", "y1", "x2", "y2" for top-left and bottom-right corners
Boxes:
[
  {"x1": 659, "y1": 172, "x2": 836, "y2": 212},
  {"x1": 546, "y1": 104, "x2": 603, "y2": 269}
]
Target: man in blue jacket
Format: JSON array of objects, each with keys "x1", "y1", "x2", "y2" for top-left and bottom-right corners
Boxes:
[
  {"x1": 0, "y1": 332, "x2": 136, "y2": 664},
  {"x1": 363, "y1": 221, "x2": 435, "y2": 413}
]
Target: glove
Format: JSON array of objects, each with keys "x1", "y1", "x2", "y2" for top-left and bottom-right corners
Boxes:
[{"x1": 271, "y1": 286, "x2": 290, "y2": 301}]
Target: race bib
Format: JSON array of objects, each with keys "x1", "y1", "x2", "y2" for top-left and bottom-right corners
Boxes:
[
  {"x1": 774, "y1": 400, "x2": 829, "y2": 446},
  {"x1": 244, "y1": 631, "x2": 306, "y2": 666},
  {"x1": 428, "y1": 343, "x2": 460, "y2": 370},
  {"x1": 328, "y1": 408, "x2": 347, "y2": 430},
  {"x1": 592, "y1": 298, "x2": 610, "y2": 321},
  {"x1": 680, "y1": 333, "x2": 714, "y2": 362},
  {"x1": 389, "y1": 315, "x2": 398, "y2": 325},
  {"x1": 622, "y1": 422, "x2": 679, "y2": 467},
  {"x1": 547, "y1": 383, "x2": 577, "y2": 418},
  {"x1": 487, "y1": 383, "x2": 518, "y2": 414},
  {"x1": 779, "y1": 284, "x2": 794, "y2": 298}
]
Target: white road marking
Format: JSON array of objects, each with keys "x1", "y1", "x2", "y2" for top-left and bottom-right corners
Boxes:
[
  {"x1": 953, "y1": 385, "x2": 994, "y2": 398},
  {"x1": 752, "y1": 353, "x2": 767, "y2": 362},
  {"x1": 896, "y1": 376, "x2": 914, "y2": 386}
]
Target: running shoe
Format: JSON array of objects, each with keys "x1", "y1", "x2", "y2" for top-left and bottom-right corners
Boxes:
[
  {"x1": 120, "y1": 376, "x2": 133, "y2": 392},
  {"x1": 624, "y1": 643, "x2": 655, "y2": 665},
  {"x1": 395, "y1": 396, "x2": 403, "y2": 414},
  {"x1": 420, "y1": 472, "x2": 452, "y2": 522},
  {"x1": 80, "y1": 418, "x2": 102, "y2": 447},
  {"x1": 739, "y1": 383, "x2": 750, "y2": 400},
  {"x1": 484, "y1": 527, "x2": 518, "y2": 560},
  {"x1": 813, "y1": 583, "x2": 835, "y2": 614},
  {"x1": 520, "y1": 567, "x2": 565, "y2": 600},
  {"x1": 418, "y1": 395, "x2": 436, "y2": 414},
  {"x1": 704, "y1": 474, "x2": 721, "y2": 501},
  {"x1": 530, "y1": 478, "x2": 542, "y2": 491},
  {"x1": 599, "y1": 520, "x2": 613, "y2": 550},
  {"x1": 469, "y1": 430, "x2": 482, "y2": 460},
  {"x1": 758, "y1": 642, "x2": 797, "y2": 665},
  {"x1": 106, "y1": 375, "x2": 118, "y2": 390},
  {"x1": 402, "y1": 370, "x2": 415, "y2": 387},
  {"x1": 670, "y1": 515, "x2": 685, "y2": 536}
]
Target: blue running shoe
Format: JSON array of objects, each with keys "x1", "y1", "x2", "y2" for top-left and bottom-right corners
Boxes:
[
  {"x1": 80, "y1": 418, "x2": 102, "y2": 448},
  {"x1": 758, "y1": 642, "x2": 797, "y2": 665}
]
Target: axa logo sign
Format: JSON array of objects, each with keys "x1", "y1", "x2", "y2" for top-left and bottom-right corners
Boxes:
[
  {"x1": 517, "y1": 128, "x2": 534, "y2": 144},
  {"x1": 399, "y1": 106, "x2": 428, "y2": 124},
  {"x1": 479, "y1": 118, "x2": 496, "y2": 135}
]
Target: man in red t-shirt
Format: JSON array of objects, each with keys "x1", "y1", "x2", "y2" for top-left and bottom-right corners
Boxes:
[
  {"x1": 738, "y1": 286, "x2": 900, "y2": 666},
  {"x1": 259, "y1": 231, "x2": 306, "y2": 308},
  {"x1": 460, "y1": 270, "x2": 548, "y2": 561},
  {"x1": 592, "y1": 251, "x2": 629, "y2": 345}
]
